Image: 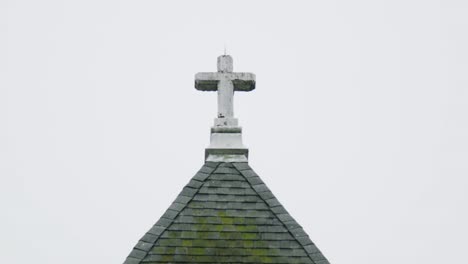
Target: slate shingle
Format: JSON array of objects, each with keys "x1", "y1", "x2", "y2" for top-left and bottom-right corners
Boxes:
[{"x1": 124, "y1": 162, "x2": 330, "y2": 264}]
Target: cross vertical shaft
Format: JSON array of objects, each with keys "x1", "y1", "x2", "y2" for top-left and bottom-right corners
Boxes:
[
  {"x1": 217, "y1": 79, "x2": 234, "y2": 118},
  {"x1": 217, "y1": 55, "x2": 234, "y2": 119}
]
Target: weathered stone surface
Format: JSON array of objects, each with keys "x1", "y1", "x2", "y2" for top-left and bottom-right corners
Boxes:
[{"x1": 196, "y1": 56, "x2": 255, "y2": 162}]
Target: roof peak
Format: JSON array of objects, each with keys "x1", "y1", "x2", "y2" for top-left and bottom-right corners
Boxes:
[{"x1": 124, "y1": 162, "x2": 330, "y2": 264}]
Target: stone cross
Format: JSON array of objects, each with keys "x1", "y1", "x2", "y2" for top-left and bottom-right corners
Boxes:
[
  {"x1": 195, "y1": 55, "x2": 255, "y2": 162},
  {"x1": 195, "y1": 55, "x2": 255, "y2": 123}
]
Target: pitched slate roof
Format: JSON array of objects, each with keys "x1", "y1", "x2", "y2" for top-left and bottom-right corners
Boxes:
[{"x1": 124, "y1": 162, "x2": 329, "y2": 264}]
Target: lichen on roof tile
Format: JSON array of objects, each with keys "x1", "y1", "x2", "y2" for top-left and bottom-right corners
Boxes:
[{"x1": 124, "y1": 162, "x2": 330, "y2": 264}]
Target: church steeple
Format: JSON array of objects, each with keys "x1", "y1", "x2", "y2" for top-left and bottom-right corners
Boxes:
[{"x1": 123, "y1": 55, "x2": 330, "y2": 264}]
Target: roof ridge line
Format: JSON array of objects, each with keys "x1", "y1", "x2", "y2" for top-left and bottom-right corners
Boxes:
[
  {"x1": 232, "y1": 163, "x2": 330, "y2": 264},
  {"x1": 123, "y1": 162, "x2": 221, "y2": 264}
]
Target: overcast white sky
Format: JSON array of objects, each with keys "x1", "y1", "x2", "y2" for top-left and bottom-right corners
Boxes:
[{"x1": 1, "y1": 1, "x2": 467, "y2": 263}]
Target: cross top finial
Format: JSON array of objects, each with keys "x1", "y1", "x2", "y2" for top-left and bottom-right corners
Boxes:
[
  {"x1": 217, "y1": 55, "x2": 233, "y2": 73},
  {"x1": 194, "y1": 55, "x2": 256, "y2": 162}
]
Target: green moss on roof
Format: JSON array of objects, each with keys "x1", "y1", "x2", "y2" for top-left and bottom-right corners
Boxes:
[{"x1": 124, "y1": 162, "x2": 329, "y2": 264}]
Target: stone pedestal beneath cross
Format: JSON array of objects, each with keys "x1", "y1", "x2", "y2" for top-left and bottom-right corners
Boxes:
[{"x1": 195, "y1": 55, "x2": 256, "y2": 162}]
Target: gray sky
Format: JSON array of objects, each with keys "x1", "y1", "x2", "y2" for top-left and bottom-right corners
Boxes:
[{"x1": 1, "y1": 1, "x2": 467, "y2": 263}]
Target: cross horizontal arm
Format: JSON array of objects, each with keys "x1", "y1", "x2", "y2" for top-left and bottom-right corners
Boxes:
[{"x1": 195, "y1": 72, "x2": 256, "y2": 91}]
